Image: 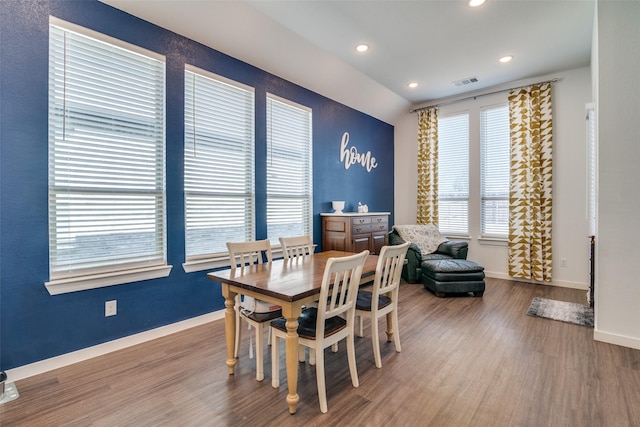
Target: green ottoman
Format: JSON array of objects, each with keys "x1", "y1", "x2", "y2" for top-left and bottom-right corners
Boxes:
[{"x1": 421, "y1": 259, "x2": 485, "y2": 297}]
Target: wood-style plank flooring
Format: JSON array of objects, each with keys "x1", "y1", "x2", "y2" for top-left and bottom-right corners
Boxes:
[{"x1": 1, "y1": 278, "x2": 639, "y2": 426}]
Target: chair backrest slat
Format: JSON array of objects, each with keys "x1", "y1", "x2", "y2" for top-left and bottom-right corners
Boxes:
[
  {"x1": 279, "y1": 235, "x2": 314, "y2": 260},
  {"x1": 227, "y1": 240, "x2": 273, "y2": 270},
  {"x1": 316, "y1": 250, "x2": 369, "y2": 331},
  {"x1": 371, "y1": 242, "x2": 410, "y2": 308}
]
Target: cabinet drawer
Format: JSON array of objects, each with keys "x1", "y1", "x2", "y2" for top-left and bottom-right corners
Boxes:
[
  {"x1": 352, "y1": 217, "x2": 372, "y2": 225},
  {"x1": 325, "y1": 219, "x2": 347, "y2": 232},
  {"x1": 352, "y1": 224, "x2": 372, "y2": 234},
  {"x1": 371, "y1": 223, "x2": 388, "y2": 232},
  {"x1": 370, "y1": 215, "x2": 388, "y2": 225}
]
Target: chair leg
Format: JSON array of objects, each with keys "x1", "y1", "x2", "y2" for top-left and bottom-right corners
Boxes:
[
  {"x1": 346, "y1": 335, "x2": 359, "y2": 387},
  {"x1": 298, "y1": 345, "x2": 306, "y2": 363},
  {"x1": 358, "y1": 315, "x2": 364, "y2": 337},
  {"x1": 271, "y1": 330, "x2": 280, "y2": 388},
  {"x1": 255, "y1": 323, "x2": 264, "y2": 381},
  {"x1": 392, "y1": 308, "x2": 402, "y2": 353},
  {"x1": 371, "y1": 315, "x2": 382, "y2": 369},
  {"x1": 315, "y1": 347, "x2": 328, "y2": 413},
  {"x1": 331, "y1": 343, "x2": 338, "y2": 353}
]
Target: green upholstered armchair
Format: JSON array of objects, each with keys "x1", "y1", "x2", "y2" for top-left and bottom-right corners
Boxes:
[{"x1": 389, "y1": 226, "x2": 468, "y2": 283}]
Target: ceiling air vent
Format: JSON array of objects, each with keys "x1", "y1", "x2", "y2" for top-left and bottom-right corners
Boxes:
[{"x1": 452, "y1": 77, "x2": 479, "y2": 87}]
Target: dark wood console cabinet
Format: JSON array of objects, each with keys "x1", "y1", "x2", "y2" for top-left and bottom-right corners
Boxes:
[{"x1": 320, "y1": 213, "x2": 390, "y2": 255}]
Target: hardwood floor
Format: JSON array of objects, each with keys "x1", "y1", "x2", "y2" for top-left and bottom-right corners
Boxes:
[{"x1": 1, "y1": 278, "x2": 639, "y2": 426}]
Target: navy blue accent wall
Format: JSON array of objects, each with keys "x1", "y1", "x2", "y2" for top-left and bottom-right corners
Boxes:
[{"x1": 0, "y1": 0, "x2": 394, "y2": 370}]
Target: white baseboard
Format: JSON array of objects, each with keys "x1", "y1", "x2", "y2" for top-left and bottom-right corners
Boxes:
[
  {"x1": 594, "y1": 329, "x2": 640, "y2": 351},
  {"x1": 484, "y1": 271, "x2": 588, "y2": 290},
  {"x1": 5, "y1": 310, "x2": 225, "y2": 383}
]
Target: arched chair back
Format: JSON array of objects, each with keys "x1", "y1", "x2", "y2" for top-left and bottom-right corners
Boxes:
[
  {"x1": 279, "y1": 235, "x2": 314, "y2": 260},
  {"x1": 355, "y1": 242, "x2": 410, "y2": 368}
]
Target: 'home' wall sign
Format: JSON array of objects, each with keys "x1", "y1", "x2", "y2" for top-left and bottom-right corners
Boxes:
[{"x1": 339, "y1": 132, "x2": 378, "y2": 172}]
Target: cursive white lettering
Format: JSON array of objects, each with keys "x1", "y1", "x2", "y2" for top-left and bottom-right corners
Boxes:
[{"x1": 339, "y1": 132, "x2": 378, "y2": 172}]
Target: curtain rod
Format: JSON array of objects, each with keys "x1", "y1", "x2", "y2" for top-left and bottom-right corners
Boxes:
[{"x1": 409, "y1": 77, "x2": 559, "y2": 113}]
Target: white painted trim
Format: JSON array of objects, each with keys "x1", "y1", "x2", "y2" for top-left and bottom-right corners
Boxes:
[
  {"x1": 45, "y1": 265, "x2": 173, "y2": 295},
  {"x1": 484, "y1": 271, "x2": 588, "y2": 290},
  {"x1": 5, "y1": 310, "x2": 224, "y2": 383},
  {"x1": 594, "y1": 329, "x2": 640, "y2": 351}
]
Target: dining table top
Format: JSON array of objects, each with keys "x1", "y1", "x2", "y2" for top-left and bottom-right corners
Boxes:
[{"x1": 206, "y1": 250, "x2": 378, "y2": 302}]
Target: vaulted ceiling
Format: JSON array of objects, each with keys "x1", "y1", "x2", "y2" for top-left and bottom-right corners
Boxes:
[{"x1": 100, "y1": 0, "x2": 594, "y2": 124}]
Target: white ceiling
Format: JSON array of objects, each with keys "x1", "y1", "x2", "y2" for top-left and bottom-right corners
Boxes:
[{"x1": 99, "y1": 0, "x2": 594, "y2": 124}]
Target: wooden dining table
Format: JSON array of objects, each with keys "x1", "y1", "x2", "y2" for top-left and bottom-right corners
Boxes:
[{"x1": 207, "y1": 250, "x2": 378, "y2": 414}]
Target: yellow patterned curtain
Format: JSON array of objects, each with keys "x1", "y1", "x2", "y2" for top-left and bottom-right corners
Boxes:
[
  {"x1": 417, "y1": 108, "x2": 439, "y2": 225},
  {"x1": 508, "y1": 83, "x2": 553, "y2": 282}
]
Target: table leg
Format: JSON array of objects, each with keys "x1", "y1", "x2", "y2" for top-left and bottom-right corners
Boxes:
[
  {"x1": 282, "y1": 305, "x2": 302, "y2": 414},
  {"x1": 222, "y1": 284, "x2": 237, "y2": 374}
]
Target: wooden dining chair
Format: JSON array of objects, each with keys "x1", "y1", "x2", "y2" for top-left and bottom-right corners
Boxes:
[
  {"x1": 279, "y1": 235, "x2": 314, "y2": 260},
  {"x1": 279, "y1": 235, "x2": 317, "y2": 363},
  {"x1": 227, "y1": 240, "x2": 281, "y2": 382},
  {"x1": 355, "y1": 242, "x2": 410, "y2": 368},
  {"x1": 270, "y1": 250, "x2": 369, "y2": 413}
]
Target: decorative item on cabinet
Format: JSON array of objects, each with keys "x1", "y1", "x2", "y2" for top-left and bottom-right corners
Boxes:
[
  {"x1": 331, "y1": 200, "x2": 345, "y2": 214},
  {"x1": 320, "y1": 212, "x2": 390, "y2": 255}
]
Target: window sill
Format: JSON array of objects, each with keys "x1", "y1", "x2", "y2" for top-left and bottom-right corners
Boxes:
[
  {"x1": 45, "y1": 265, "x2": 173, "y2": 295},
  {"x1": 478, "y1": 236, "x2": 508, "y2": 246},
  {"x1": 183, "y1": 256, "x2": 230, "y2": 273},
  {"x1": 183, "y1": 247, "x2": 287, "y2": 273}
]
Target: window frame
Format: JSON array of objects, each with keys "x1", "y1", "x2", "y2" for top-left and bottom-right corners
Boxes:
[
  {"x1": 265, "y1": 93, "x2": 313, "y2": 248},
  {"x1": 480, "y1": 103, "x2": 510, "y2": 239},
  {"x1": 45, "y1": 17, "x2": 171, "y2": 295},
  {"x1": 182, "y1": 65, "x2": 256, "y2": 273},
  {"x1": 437, "y1": 111, "x2": 470, "y2": 236}
]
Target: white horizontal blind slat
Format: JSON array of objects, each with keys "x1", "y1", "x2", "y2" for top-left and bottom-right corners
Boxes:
[
  {"x1": 437, "y1": 113, "x2": 469, "y2": 235},
  {"x1": 184, "y1": 68, "x2": 255, "y2": 258},
  {"x1": 48, "y1": 23, "x2": 167, "y2": 279},
  {"x1": 480, "y1": 105, "x2": 510, "y2": 237},
  {"x1": 266, "y1": 95, "x2": 313, "y2": 244}
]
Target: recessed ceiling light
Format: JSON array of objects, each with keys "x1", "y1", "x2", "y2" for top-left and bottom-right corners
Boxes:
[
  {"x1": 469, "y1": 0, "x2": 486, "y2": 7},
  {"x1": 408, "y1": 82, "x2": 418, "y2": 88},
  {"x1": 356, "y1": 44, "x2": 369, "y2": 53},
  {"x1": 499, "y1": 55, "x2": 513, "y2": 63}
]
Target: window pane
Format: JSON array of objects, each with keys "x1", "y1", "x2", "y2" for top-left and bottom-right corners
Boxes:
[
  {"x1": 184, "y1": 67, "x2": 255, "y2": 258},
  {"x1": 438, "y1": 113, "x2": 469, "y2": 234},
  {"x1": 266, "y1": 95, "x2": 313, "y2": 244},
  {"x1": 48, "y1": 21, "x2": 166, "y2": 279},
  {"x1": 481, "y1": 105, "x2": 510, "y2": 237}
]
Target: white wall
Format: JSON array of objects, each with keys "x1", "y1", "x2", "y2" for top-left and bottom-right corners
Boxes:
[
  {"x1": 394, "y1": 66, "x2": 592, "y2": 289},
  {"x1": 594, "y1": 0, "x2": 640, "y2": 350}
]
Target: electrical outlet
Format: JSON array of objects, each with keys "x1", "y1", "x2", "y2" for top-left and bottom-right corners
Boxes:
[
  {"x1": 105, "y1": 300, "x2": 117, "y2": 317},
  {"x1": 560, "y1": 258, "x2": 567, "y2": 268}
]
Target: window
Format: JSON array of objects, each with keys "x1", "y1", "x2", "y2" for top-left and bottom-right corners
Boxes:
[
  {"x1": 586, "y1": 103, "x2": 597, "y2": 236},
  {"x1": 266, "y1": 94, "x2": 313, "y2": 245},
  {"x1": 46, "y1": 18, "x2": 169, "y2": 294},
  {"x1": 480, "y1": 105, "x2": 510, "y2": 238},
  {"x1": 183, "y1": 65, "x2": 255, "y2": 270},
  {"x1": 437, "y1": 113, "x2": 469, "y2": 235}
]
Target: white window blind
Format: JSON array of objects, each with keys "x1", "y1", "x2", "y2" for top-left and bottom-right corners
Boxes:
[
  {"x1": 480, "y1": 105, "x2": 510, "y2": 237},
  {"x1": 266, "y1": 94, "x2": 313, "y2": 245},
  {"x1": 184, "y1": 66, "x2": 255, "y2": 260},
  {"x1": 47, "y1": 19, "x2": 169, "y2": 292},
  {"x1": 437, "y1": 113, "x2": 469, "y2": 235}
]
